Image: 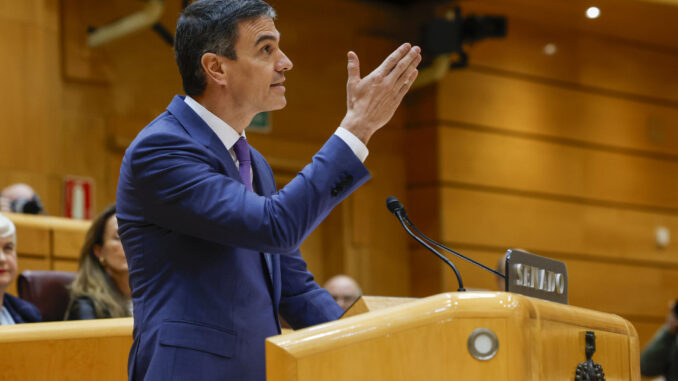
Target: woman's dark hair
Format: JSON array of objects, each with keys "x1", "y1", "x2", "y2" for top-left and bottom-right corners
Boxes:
[
  {"x1": 67, "y1": 204, "x2": 130, "y2": 318},
  {"x1": 174, "y1": 0, "x2": 276, "y2": 96}
]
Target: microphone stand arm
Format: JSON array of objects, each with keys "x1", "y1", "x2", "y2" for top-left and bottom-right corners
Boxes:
[
  {"x1": 404, "y1": 217, "x2": 505, "y2": 279},
  {"x1": 396, "y1": 213, "x2": 465, "y2": 292}
]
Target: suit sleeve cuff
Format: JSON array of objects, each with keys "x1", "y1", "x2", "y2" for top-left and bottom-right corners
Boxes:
[{"x1": 334, "y1": 127, "x2": 368, "y2": 163}]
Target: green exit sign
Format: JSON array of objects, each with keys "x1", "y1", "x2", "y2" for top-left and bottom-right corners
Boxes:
[{"x1": 248, "y1": 112, "x2": 271, "y2": 133}]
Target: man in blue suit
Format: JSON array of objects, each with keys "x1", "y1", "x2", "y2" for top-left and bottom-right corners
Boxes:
[{"x1": 116, "y1": 0, "x2": 421, "y2": 379}]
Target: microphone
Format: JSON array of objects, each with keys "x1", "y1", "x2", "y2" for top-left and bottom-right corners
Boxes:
[
  {"x1": 386, "y1": 196, "x2": 465, "y2": 292},
  {"x1": 386, "y1": 196, "x2": 406, "y2": 217}
]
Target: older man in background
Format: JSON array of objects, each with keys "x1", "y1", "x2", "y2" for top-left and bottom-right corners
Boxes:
[{"x1": 324, "y1": 274, "x2": 362, "y2": 311}]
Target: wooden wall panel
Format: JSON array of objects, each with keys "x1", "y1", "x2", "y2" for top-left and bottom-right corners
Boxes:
[
  {"x1": 407, "y1": 1, "x2": 678, "y2": 333},
  {"x1": 347, "y1": 147, "x2": 411, "y2": 297},
  {"x1": 412, "y1": 126, "x2": 678, "y2": 210},
  {"x1": 13, "y1": 225, "x2": 50, "y2": 258},
  {"x1": 61, "y1": 0, "x2": 114, "y2": 83},
  {"x1": 0, "y1": 0, "x2": 59, "y2": 29},
  {"x1": 459, "y1": 0, "x2": 678, "y2": 51},
  {"x1": 434, "y1": 70, "x2": 678, "y2": 156},
  {"x1": 266, "y1": 0, "x2": 412, "y2": 143},
  {"x1": 0, "y1": 5, "x2": 61, "y2": 213},
  {"x1": 462, "y1": 12, "x2": 678, "y2": 103},
  {"x1": 53, "y1": 259, "x2": 79, "y2": 272},
  {"x1": 52, "y1": 222, "x2": 90, "y2": 260},
  {"x1": 409, "y1": 186, "x2": 678, "y2": 264}
]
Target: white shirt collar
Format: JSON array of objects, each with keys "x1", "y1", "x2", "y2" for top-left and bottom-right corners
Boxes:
[
  {"x1": 184, "y1": 95, "x2": 245, "y2": 152},
  {"x1": 0, "y1": 305, "x2": 15, "y2": 325}
]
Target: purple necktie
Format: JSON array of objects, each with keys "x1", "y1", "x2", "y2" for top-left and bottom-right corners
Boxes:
[
  {"x1": 233, "y1": 137, "x2": 253, "y2": 192},
  {"x1": 233, "y1": 137, "x2": 274, "y2": 280}
]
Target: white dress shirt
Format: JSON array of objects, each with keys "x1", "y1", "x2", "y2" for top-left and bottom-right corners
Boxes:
[
  {"x1": 0, "y1": 305, "x2": 15, "y2": 325},
  {"x1": 183, "y1": 96, "x2": 369, "y2": 174}
]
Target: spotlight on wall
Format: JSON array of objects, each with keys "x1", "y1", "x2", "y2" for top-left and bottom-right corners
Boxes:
[
  {"x1": 586, "y1": 6, "x2": 601, "y2": 19},
  {"x1": 543, "y1": 43, "x2": 557, "y2": 56},
  {"x1": 423, "y1": 7, "x2": 507, "y2": 69}
]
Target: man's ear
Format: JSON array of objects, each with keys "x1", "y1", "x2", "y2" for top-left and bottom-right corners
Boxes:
[{"x1": 201, "y1": 52, "x2": 228, "y2": 87}]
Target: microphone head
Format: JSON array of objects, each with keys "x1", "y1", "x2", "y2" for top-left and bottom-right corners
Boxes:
[{"x1": 386, "y1": 196, "x2": 405, "y2": 216}]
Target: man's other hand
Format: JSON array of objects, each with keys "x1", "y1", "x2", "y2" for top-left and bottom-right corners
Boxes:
[{"x1": 340, "y1": 43, "x2": 422, "y2": 144}]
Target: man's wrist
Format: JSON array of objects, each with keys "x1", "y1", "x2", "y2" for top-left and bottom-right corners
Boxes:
[
  {"x1": 340, "y1": 115, "x2": 372, "y2": 145},
  {"x1": 335, "y1": 127, "x2": 369, "y2": 163}
]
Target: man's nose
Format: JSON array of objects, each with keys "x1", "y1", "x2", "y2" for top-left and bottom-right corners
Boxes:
[{"x1": 276, "y1": 50, "x2": 293, "y2": 72}]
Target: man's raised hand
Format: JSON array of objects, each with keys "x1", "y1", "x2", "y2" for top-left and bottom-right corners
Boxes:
[{"x1": 340, "y1": 43, "x2": 422, "y2": 144}]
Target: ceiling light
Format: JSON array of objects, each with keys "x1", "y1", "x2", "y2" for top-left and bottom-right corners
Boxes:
[{"x1": 586, "y1": 6, "x2": 600, "y2": 19}]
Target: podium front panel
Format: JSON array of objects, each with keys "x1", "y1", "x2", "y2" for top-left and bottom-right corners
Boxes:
[{"x1": 267, "y1": 292, "x2": 639, "y2": 380}]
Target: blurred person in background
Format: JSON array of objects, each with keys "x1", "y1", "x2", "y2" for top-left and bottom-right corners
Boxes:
[
  {"x1": 324, "y1": 274, "x2": 362, "y2": 311},
  {"x1": 0, "y1": 213, "x2": 41, "y2": 324},
  {"x1": 65, "y1": 204, "x2": 131, "y2": 320},
  {"x1": 641, "y1": 301, "x2": 678, "y2": 381},
  {"x1": 0, "y1": 183, "x2": 44, "y2": 215}
]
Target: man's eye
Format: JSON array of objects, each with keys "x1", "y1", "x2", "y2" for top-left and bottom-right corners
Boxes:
[{"x1": 262, "y1": 45, "x2": 272, "y2": 54}]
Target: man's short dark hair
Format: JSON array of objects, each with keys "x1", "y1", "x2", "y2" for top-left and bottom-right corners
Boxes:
[{"x1": 175, "y1": 0, "x2": 276, "y2": 96}]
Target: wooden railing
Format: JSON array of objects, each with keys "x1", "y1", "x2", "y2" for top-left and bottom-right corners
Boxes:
[{"x1": 0, "y1": 318, "x2": 133, "y2": 380}]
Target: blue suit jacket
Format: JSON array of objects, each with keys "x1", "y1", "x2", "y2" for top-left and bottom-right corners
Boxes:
[
  {"x1": 2, "y1": 293, "x2": 41, "y2": 324},
  {"x1": 117, "y1": 96, "x2": 370, "y2": 380}
]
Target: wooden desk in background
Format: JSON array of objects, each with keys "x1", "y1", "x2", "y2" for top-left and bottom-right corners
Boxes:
[{"x1": 0, "y1": 318, "x2": 133, "y2": 381}]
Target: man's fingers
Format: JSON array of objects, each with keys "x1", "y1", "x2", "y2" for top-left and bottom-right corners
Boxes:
[
  {"x1": 347, "y1": 51, "x2": 361, "y2": 87},
  {"x1": 391, "y1": 46, "x2": 421, "y2": 82},
  {"x1": 396, "y1": 68, "x2": 419, "y2": 98},
  {"x1": 393, "y1": 49, "x2": 422, "y2": 88},
  {"x1": 376, "y1": 43, "x2": 411, "y2": 76}
]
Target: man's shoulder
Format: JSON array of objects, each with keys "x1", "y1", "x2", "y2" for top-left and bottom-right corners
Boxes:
[
  {"x1": 130, "y1": 112, "x2": 186, "y2": 149},
  {"x1": 123, "y1": 110, "x2": 208, "y2": 168}
]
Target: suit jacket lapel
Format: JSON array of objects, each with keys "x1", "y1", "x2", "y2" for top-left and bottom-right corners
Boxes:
[
  {"x1": 250, "y1": 147, "x2": 275, "y2": 196},
  {"x1": 250, "y1": 147, "x2": 277, "y2": 290},
  {"x1": 166, "y1": 95, "x2": 241, "y2": 180}
]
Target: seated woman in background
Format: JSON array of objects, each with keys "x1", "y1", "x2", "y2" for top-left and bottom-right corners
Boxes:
[
  {"x1": 65, "y1": 204, "x2": 131, "y2": 319},
  {"x1": 0, "y1": 213, "x2": 41, "y2": 324}
]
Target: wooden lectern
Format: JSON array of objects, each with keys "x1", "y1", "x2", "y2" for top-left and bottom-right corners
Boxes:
[{"x1": 267, "y1": 292, "x2": 640, "y2": 380}]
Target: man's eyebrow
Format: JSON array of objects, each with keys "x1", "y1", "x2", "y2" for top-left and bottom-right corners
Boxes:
[{"x1": 254, "y1": 33, "x2": 279, "y2": 46}]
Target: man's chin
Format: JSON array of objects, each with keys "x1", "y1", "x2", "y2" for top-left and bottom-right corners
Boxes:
[{"x1": 267, "y1": 98, "x2": 287, "y2": 111}]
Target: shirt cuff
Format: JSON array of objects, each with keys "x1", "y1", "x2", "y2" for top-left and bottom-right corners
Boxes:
[{"x1": 334, "y1": 127, "x2": 369, "y2": 163}]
